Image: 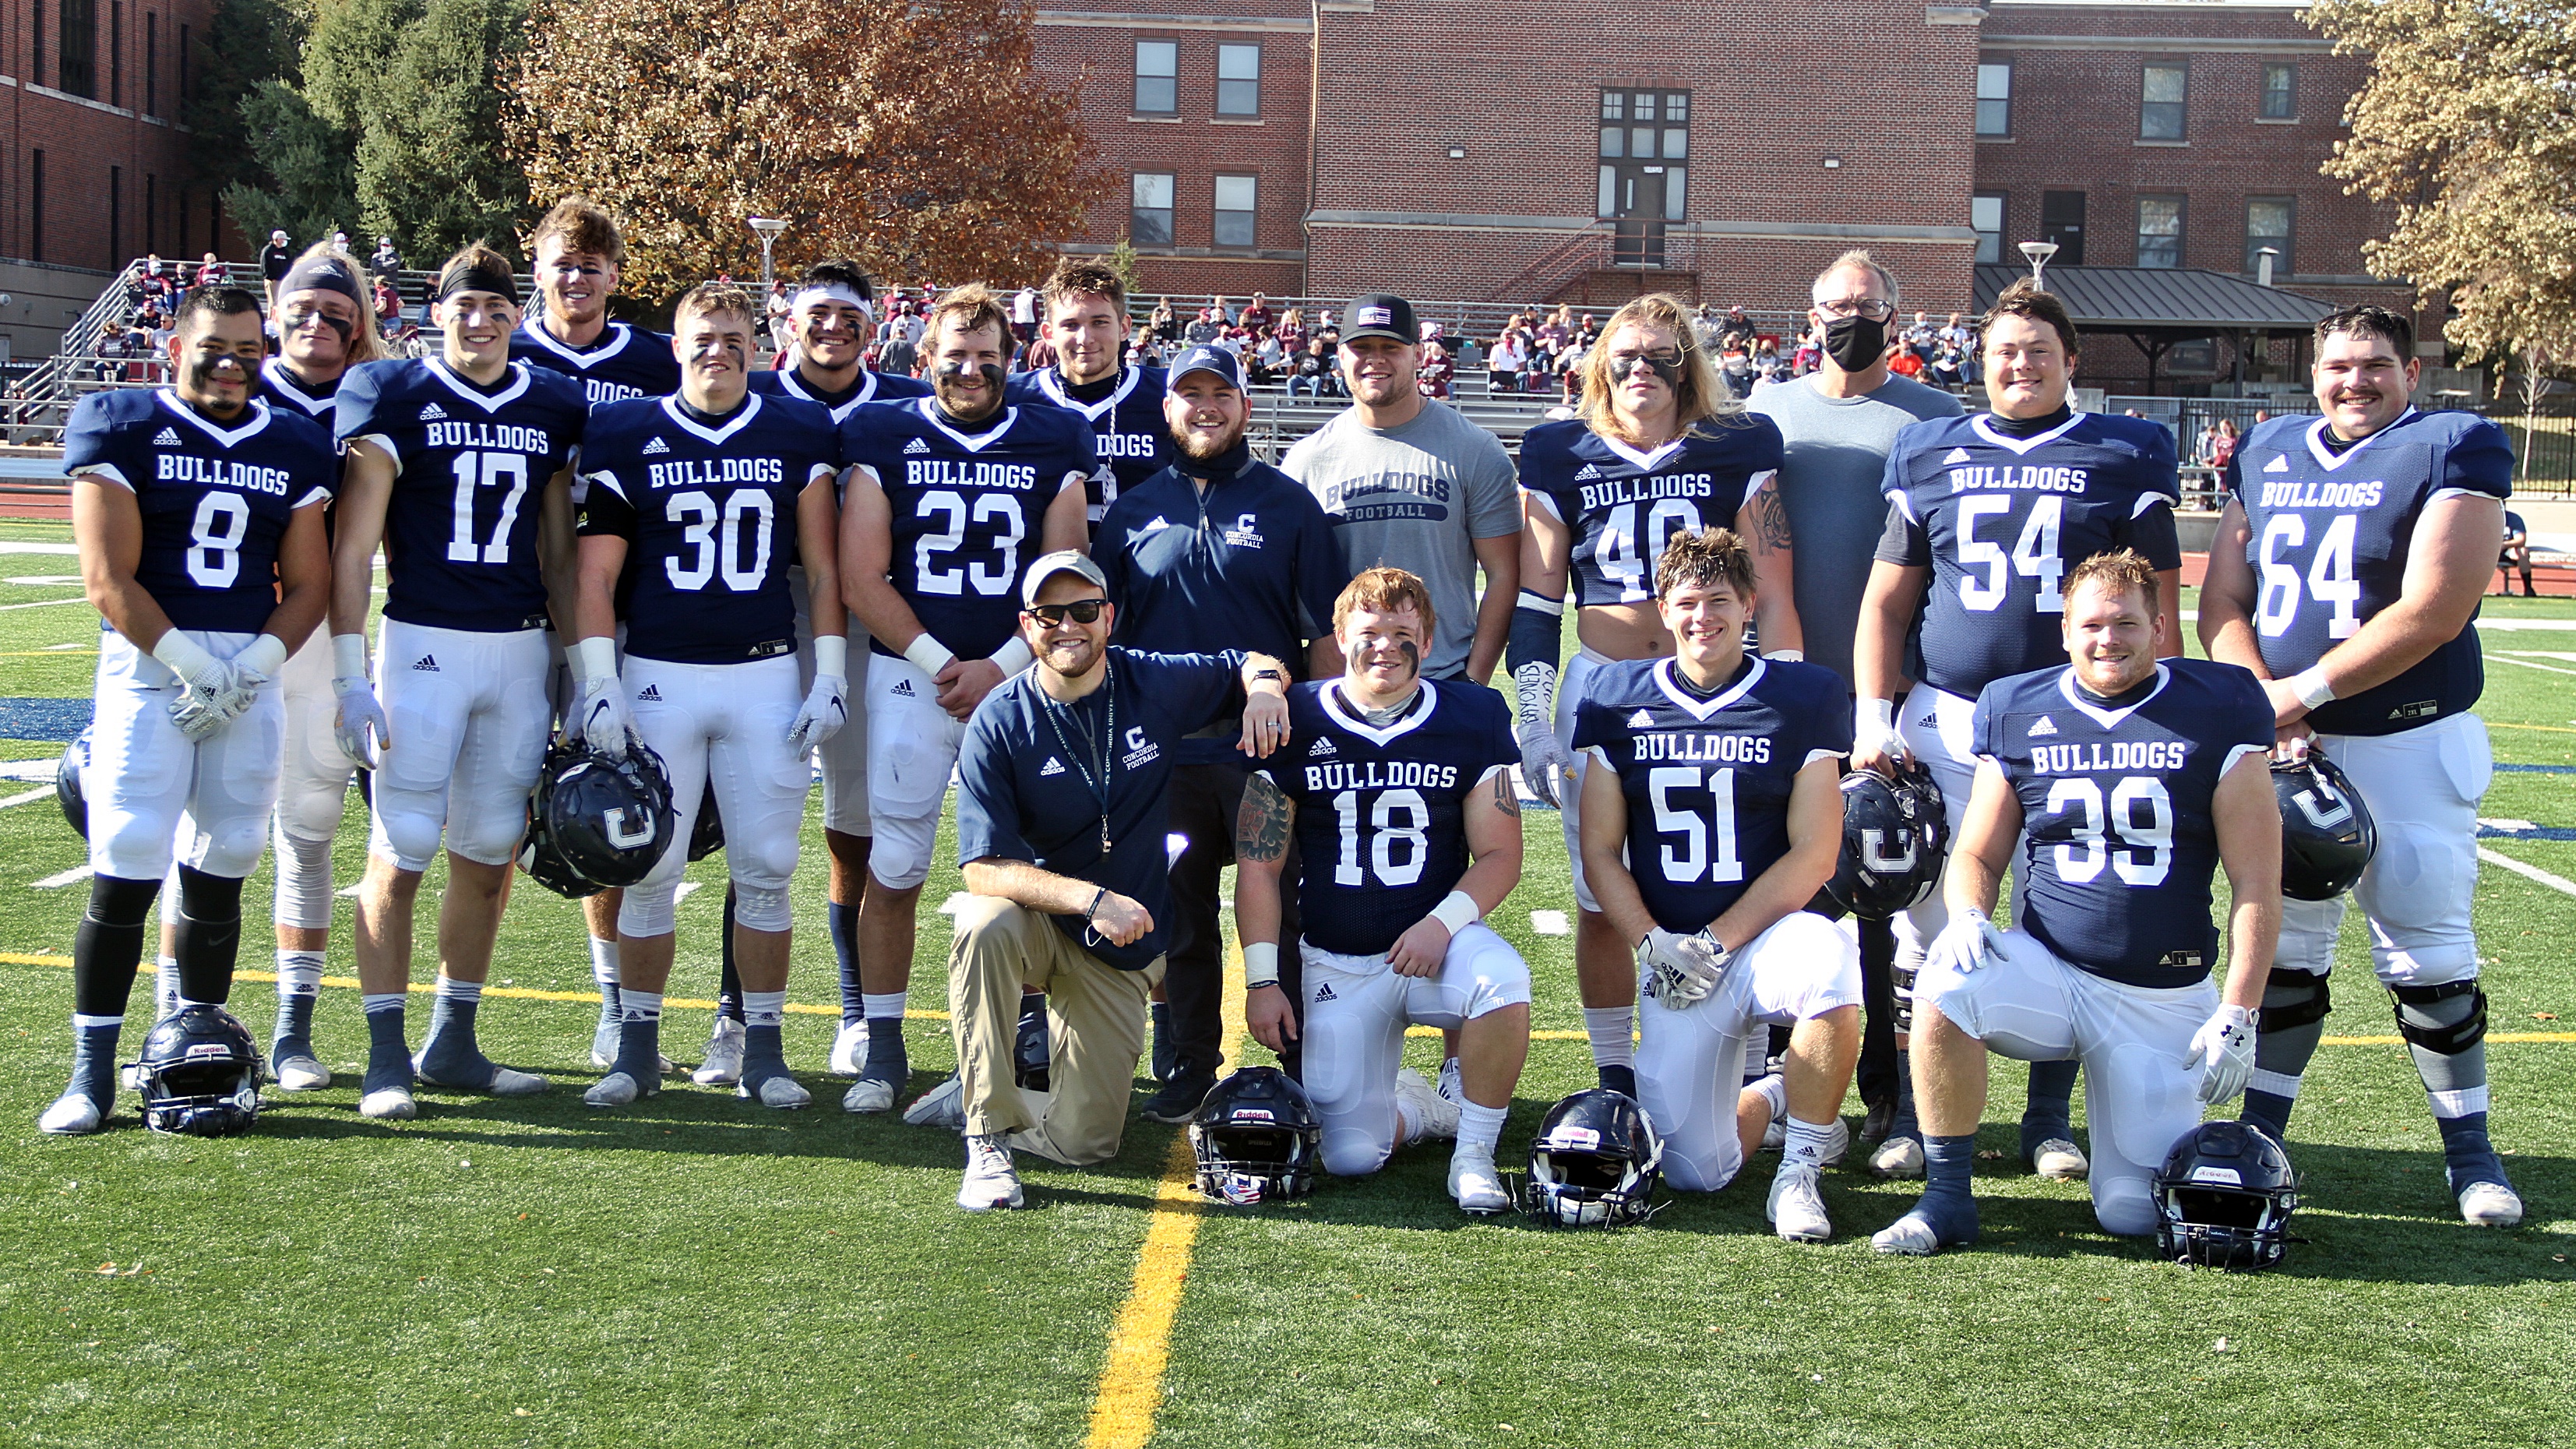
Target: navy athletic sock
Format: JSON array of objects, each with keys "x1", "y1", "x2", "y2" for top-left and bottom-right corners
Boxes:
[
  {"x1": 1887, "y1": 1048, "x2": 1919, "y2": 1142},
  {"x1": 861, "y1": 1005, "x2": 909, "y2": 1086},
  {"x1": 613, "y1": 996, "x2": 664, "y2": 1088},
  {"x1": 2240, "y1": 1088, "x2": 2295, "y2": 1141},
  {"x1": 742, "y1": 1022, "x2": 791, "y2": 1089},
  {"x1": 717, "y1": 893, "x2": 745, "y2": 1024},
  {"x1": 2437, "y1": 1111, "x2": 2510, "y2": 1191},
  {"x1": 64, "y1": 1016, "x2": 123, "y2": 1108},
  {"x1": 1147, "y1": 999, "x2": 1173, "y2": 1083},
  {"x1": 1895, "y1": 1133, "x2": 1982, "y2": 1246},
  {"x1": 416, "y1": 978, "x2": 495, "y2": 1086},
  {"x1": 2020, "y1": 1058, "x2": 2077, "y2": 1156},
  {"x1": 170, "y1": 866, "x2": 243, "y2": 1007},
  {"x1": 829, "y1": 901, "x2": 863, "y2": 1026},
  {"x1": 361, "y1": 996, "x2": 412, "y2": 1094},
  {"x1": 1598, "y1": 1063, "x2": 1639, "y2": 1099}
]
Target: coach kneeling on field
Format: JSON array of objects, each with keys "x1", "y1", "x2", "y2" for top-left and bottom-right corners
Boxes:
[{"x1": 911, "y1": 550, "x2": 1292, "y2": 1211}]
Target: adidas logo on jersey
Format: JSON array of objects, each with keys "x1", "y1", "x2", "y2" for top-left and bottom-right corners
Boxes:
[
  {"x1": 1307, "y1": 736, "x2": 1337, "y2": 758},
  {"x1": 1573, "y1": 464, "x2": 1603, "y2": 481},
  {"x1": 903, "y1": 437, "x2": 931, "y2": 455},
  {"x1": 151, "y1": 427, "x2": 181, "y2": 447},
  {"x1": 891, "y1": 679, "x2": 917, "y2": 697},
  {"x1": 1942, "y1": 446, "x2": 1973, "y2": 464},
  {"x1": 642, "y1": 437, "x2": 671, "y2": 456},
  {"x1": 2028, "y1": 715, "x2": 2058, "y2": 737},
  {"x1": 411, "y1": 654, "x2": 439, "y2": 672},
  {"x1": 419, "y1": 403, "x2": 447, "y2": 421},
  {"x1": 1629, "y1": 709, "x2": 1654, "y2": 728},
  {"x1": 636, "y1": 684, "x2": 662, "y2": 701},
  {"x1": 1313, "y1": 983, "x2": 1338, "y2": 1003},
  {"x1": 2264, "y1": 455, "x2": 2291, "y2": 472},
  {"x1": 1040, "y1": 756, "x2": 1066, "y2": 777}
]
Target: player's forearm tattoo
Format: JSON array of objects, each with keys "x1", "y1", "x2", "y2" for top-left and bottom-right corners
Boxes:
[
  {"x1": 1492, "y1": 770, "x2": 1521, "y2": 817},
  {"x1": 1750, "y1": 481, "x2": 1793, "y2": 553},
  {"x1": 1237, "y1": 774, "x2": 1292, "y2": 863}
]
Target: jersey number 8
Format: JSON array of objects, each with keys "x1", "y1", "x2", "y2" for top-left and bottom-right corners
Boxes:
[{"x1": 185, "y1": 492, "x2": 251, "y2": 589}]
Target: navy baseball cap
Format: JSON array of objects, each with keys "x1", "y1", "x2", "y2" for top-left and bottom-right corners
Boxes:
[{"x1": 1167, "y1": 344, "x2": 1245, "y2": 392}]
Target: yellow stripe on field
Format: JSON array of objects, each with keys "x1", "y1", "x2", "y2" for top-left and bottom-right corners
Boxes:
[{"x1": 1084, "y1": 945, "x2": 1247, "y2": 1449}]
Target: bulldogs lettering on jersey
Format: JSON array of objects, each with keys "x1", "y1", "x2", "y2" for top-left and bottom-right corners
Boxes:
[
  {"x1": 841, "y1": 398, "x2": 1096, "y2": 660},
  {"x1": 1519, "y1": 416, "x2": 1785, "y2": 607},
  {"x1": 1975, "y1": 659, "x2": 2272, "y2": 987},
  {"x1": 63, "y1": 390, "x2": 336, "y2": 633},
  {"x1": 748, "y1": 365, "x2": 930, "y2": 424},
  {"x1": 1572, "y1": 656, "x2": 1851, "y2": 933},
  {"x1": 336, "y1": 358, "x2": 587, "y2": 633},
  {"x1": 1262, "y1": 680, "x2": 1516, "y2": 957},
  {"x1": 510, "y1": 319, "x2": 682, "y2": 409},
  {"x1": 578, "y1": 393, "x2": 839, "y2": 665},
  {"x1": 1881, "y1": 411, "x2": 2182, "y2": 696},
  {"x1": 2225, "y1": 408, "x2": 2514, "y2": 736},
  {"x1": 1004, "y1": 365, "x2": 1173, "y2": 520}
]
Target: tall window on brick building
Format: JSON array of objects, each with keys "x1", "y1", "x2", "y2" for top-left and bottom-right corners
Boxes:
[
  {"x1": 2260, "y1": 63, "x2": 2297, "y2": 121},
  {"x1": 2139, "y1": 63, "x2": 2187, "y2": 140},
  {"x1": 111, "y1": 166, "x2": 123, "y2": 269},
  {"x1": 178, "y1": 22, "x2": 191, "y2": 104},
  {"x1": 2135, "y1": 195, "x2": 2184, "y2": 268},
  {"x1": 1213, "y1": 175, "x2": 1256, "y2": 248},
  {"x1": 1131, "y1": 172, "x2": 1174, "y2": 246},
  {"x1": 146, "y1": 173, "x2": 157, "y2": 255},
  {"x1": 1975, "y1": 62, "x2": 2012, "y2": 137},
  {"x1": 1972, "y1": 193, "x2": 2005, "y2": 265},
  {"x1": 1216, "y1": 44, "x2": 1260, "y2": 116},
  {"x1": 111, "y1": 0, "x2": 124, "y2": 107},
  {"x1": 1133, "y1": 41, "x2": 1176, "y2": 115},
  {"x1": 30, "y1": 150, "x2": 46, "y2": 263},
  {"x1": 32, "y1": 0, "x2": 46, "y2": 86},
  {"x1": 146, "y1": 12, "x2": 158, "y2": 115},
  {"x1": 2245, "y1": 197, "x2": 2294, "y2": 279},
  {"x1": 61, "y1": 0, "x2": 100, "y2": 97}
]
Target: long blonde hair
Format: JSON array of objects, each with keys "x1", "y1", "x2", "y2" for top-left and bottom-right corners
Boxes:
[
  {"x1": 287, "y1": 241, "x2": 384, "y2": 365},
  {"x1": 1576, "y1": 292, "x2": 1737, "y2": 442}
]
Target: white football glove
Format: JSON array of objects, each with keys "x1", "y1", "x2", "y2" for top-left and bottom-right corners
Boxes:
[
  {"x1": 789, "y1": 634, "x2": 849, "y2": 754},
  {"x1": 1638, "y1": 927, "x2": 1731, "y2": 1009},
  {"x1": 2190, "y1": 1003, "x2": 2259, "y2": 1104},
  {"x1": 567, "y1": 635, "x2": 633, "y2": 760},
  {"x1": 1926, "y1": 905, "x2": 2006, "y2": 978},
  {"x1": 1512, "y1": 661, "x2": 1574, "y2": 809},
  {"x1": 153, "y1": 630, "x2": 239, "y2": 742},
  {"x1": 329, "y1": 633, "x2": 389, "y2": 767},
  {"x1": 1853, "y1": 696, "x2": 1909, "y2": 771},
  {"x1": 201, "y1": 633, "x2": 287, "y2": 728}
]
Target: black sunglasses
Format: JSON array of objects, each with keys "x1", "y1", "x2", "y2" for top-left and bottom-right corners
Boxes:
[{"x1": 1025, "y1": 598, "x2": 1109, "y2": 626}]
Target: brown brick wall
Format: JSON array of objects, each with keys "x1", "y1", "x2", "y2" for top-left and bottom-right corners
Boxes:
[{"x1": 4, "y1": 0, "x2": 218, "y2": 273}]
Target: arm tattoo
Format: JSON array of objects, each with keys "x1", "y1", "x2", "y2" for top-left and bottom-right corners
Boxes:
[
  {"x1": 1750, "y1": 481, "x2": 1794, "y2": 553},
  {"x1": 1491, "y1": 770, "x2": 1522, "y2": 817},
  {"x1": 1236, "y1": 774, "x2": 1294, "y2": 864}
]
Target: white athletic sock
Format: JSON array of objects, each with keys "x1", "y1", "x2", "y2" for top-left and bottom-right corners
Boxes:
[
  {"x1": 620, "y1": 989, "x2": 664, "y2": 1023},
  {"x1": 743, "y1": 991, "x2": 787, "y2": 1028},
  {"x1": 589, "y1": 936, "x2": 620, "y2": 987},
  {"x1": 1780, "y1": 1113, "x2": 1836, "y2": 1172},
  {"x1": 1583, "y1": 1006, "x2": 1636, "y2": 1068},
  {"x1": 1748, "y1": 1072, "x2": 1787, "y2": 1134},
  {"x1": 1455, "y1": 1102, "x2": 1508, "y2": 1155},
  {"x1": 1743, "y1": 1032, "x2": 1771, "y2": 1084},
  {"x1": 436, "y1": 975, "x2": 481, "y2": 1003},
  {"x1": 361, "y1": 992, "x2": 406, "y2": 1016},
  {"x1": 73, "y1": 1013, "x2": 125, "y2": 1030},
  {"x1": 276, "y1": 950, "x2": 326, "y2": 997},
  {"x1": 153, "y1": 955, "x2": 181, "y2": 1008},
  {"x1": 861, "y1": 990, "x2": 907, "y2": 1021}
]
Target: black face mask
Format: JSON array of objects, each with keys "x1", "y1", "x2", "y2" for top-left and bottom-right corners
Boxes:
[{"x1": 1822, "y1": 314, "x2": 1889, "y2": 372}]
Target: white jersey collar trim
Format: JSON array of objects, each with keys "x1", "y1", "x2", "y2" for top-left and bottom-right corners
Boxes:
[
  {"x1": 1038, "y1": 365, "x2": 1140, "y2": 421},
  {"x1": 425, "y1": 358, "x2": 532, "y2": 411},
  {"x1": 658, "y1": 391, "x2": 763, "y2": 446},
  {"x1": 157, "y1": 388, "x2": 273, "y2": 447},
  {"x1": 2055, "y1": 661, "x2": 2169, "y2": 729},
  {"x1": 1652, "y1": 654, "x2": 1764, "y2": 721},
  {"x1": 918, "y1": 397, "x2": 1017, "y2": 453},
  {"x1": 2303, "y1": 407, "x2": 2416, "y2": 473},
  {"x1": 1596, "y1": 433, "x2": 1686, "y2": 473},
  {"x1": 522, "y1": 317, "x2": 633, "y2": 367},
  {"x1": 1317, "y1": 679, "x2": 1440, "y2": 745},
  {"x1": 781, "y1": 368, "x2": 878, "y2": 420},
  {"x1": 259, "y1": 359, "x2": 334, "y2": 417}
]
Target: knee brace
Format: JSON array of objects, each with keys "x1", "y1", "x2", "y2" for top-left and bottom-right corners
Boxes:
[
  {"x1": 867, "y1": 811, "x2": 936, "y2": 891},
  {"x1": 1891, "y1": 963, "x2": 1918, "y2": 1032},
  {"x1": 618, "y1": 882, "x2": 680, "y2": 939},
  {"x1": 732, "y1": 880, "x2": 791, "y2": 933},
  {"x1": 2391, "y1": 979, "x2": 2486, "y2": 1056},
  {"x1": 272, "y1": 824, "x2": 337, "y2": 929},
  {"x1": 2260, "y1": 968, "x2": 2331, "y2": 1032}
]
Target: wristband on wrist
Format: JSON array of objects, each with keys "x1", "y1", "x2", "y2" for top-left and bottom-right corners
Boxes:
[
  {"x1": 1764, "y1": 648, "x2": 1805, "y2": 663},
  {"x1": 2287, "y1": 666, "x2": 2336, "y2": 712},
  {"x1": 810, "y1": 633, "x2": 848, "y2": 678},
  {"x1": 1859, "y1": 697, "x2": 1896, "y2": 735},
  {"x1": 150, "y1": 629, "x2": 219, "y2": 682},
  {"x1": 1084, "y1": 886, "x2": 1108, "y2": 922},
  {"x1": 904, "y1": 633, "x2": 957, "y2": 678},
  {"x1": 331, "y1": 632, "x2": 370, "y2": 682},
  {"x1": 1428, "y1": 889, "x2": 1482, "y2": 936},
  {"x1": 987, "y1": 636, "x2": 1034, "y2": 676},
  {"x1": 234, "y1": 633, "x2": 288, "y2": 679},
  {"x1": 569, "y1": 635, "x2": 618, "y2": 686},
  {"x1": 1242, "y1": 941, "x2": 1280, "y2": 989}
]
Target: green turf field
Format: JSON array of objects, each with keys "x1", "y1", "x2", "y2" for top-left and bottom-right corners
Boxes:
[{"x1": 0, "y1": 515, "x2": 2569, "y2": 1447}]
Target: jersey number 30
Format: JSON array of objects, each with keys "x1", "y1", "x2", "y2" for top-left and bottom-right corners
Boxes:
[{"x1": 664, "y1": 489, "x2": 775, "y2": 591}]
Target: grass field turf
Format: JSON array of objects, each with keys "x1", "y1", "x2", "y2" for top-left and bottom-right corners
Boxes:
[{"x1": 0, "y1": 514, "x2": 2570, "y2": 1447}]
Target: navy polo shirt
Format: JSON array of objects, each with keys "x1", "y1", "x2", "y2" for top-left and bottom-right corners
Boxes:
[{"x1": 956, "y1": 647, "x2": 1249, "y2": 969}]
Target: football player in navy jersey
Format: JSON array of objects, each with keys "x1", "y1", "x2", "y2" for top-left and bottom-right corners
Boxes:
[
  {"x1": 509, "y1": 196, "x2": 681, "y2": 408},
  {"x1": 1873, "y1": 551, "x2": 2278, "y2": 1255},
  {"x1": 327, "y1": 243, "x2": 589, "y2": 1120},
  {"x1": 839, "y1": 284, "x2": 1094, "y2": 1114},
  {"x1": 1852, "y1": 280, "x2": 2185, "y2": 1182},
  {"x1": 745, "y1": 257, "x2": 930, "y2": 1084},
  {"x1": 1510, "y1": 292, "x2": 1802, "y2": 1100},
  {"x1": 1003, "y1": 259, "x2": 1172, "y2": 524},
  {"x1": 2200, "y1": 305, "x2": 2523, "y2": 1226},
  {"x1": 1574, "y1": 529, "x2": 1859, "y2": 1242},
  {"x1": 44, "y1": 284, "x2": 337, "y2": 1133},
  {"x1": 569, "y1": 284, "x2": 847, "y2": 1110},
  {"x1": 1235, "y1": 567, "x2": 1529, "y2": 1212}
]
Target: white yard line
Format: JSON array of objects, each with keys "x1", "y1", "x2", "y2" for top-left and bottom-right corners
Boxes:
[
  {"x1": 1530, "y1": 910, "x2": 1570, "y2": 936},
  {"x1": 2479, "y1": 846, "x2": 2576, "y2": 901},
  {"x1": 32, "y1": 864, "x2": 95, "y2": 890},
  {"x1": 0, "y1": 542, "x2": 79, "y2": 555},
  {"x1": 2486, "y1": 654, "x2": 2576, "y2": 678},
  {"x1": 0, "y1": 597, "x2": 98, "y2": 613},
  {"x1": 0, "y1": 785, "x2": 56, "y2": 809}
]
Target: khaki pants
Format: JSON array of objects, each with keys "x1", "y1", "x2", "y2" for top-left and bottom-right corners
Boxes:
[{"x1": 949, "y1": 895, "x2": 1162, "y2": 1166}]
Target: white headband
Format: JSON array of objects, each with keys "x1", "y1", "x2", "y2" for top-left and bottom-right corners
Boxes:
[{"x1": 793, "y1": 284, "x2": 870, "y2": 314}]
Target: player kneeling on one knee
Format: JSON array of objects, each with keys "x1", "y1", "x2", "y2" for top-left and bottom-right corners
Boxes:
[
  {"x1": 1235, "y1": 567, "x2": 1531, "y2": 1214},
  {"x1": 1873, "y1": 550, "x2": 2279, "y2": 1256},
  {"x1": 1574, "y1": 528, "x2": 1860, "y2": 1243}
]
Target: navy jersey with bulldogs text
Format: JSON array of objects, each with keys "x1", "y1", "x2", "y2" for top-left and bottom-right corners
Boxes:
[
  {"x1": 1977, "y1": 660, "x2": 2272, "y2": 986},
  {"x1": 1518, "y1": 417, "x2": 1785, "y2": 607},
  {"x1": 63, "y1": 390, "x2": 336, "y2": 633},
  {"x1": 337, "y1": 358, "x2": 587, "y2": 633},
  {"x1": 1572, "y1": 656, "x2": 1852, "y2": 933},
  {"x1": 841, "y1": 398, "x2": 1097, "y2": 660},
  {"x1": 748, "y1": 365, "x2": 930, "y2": 423},
  {"x1": 1005, "y1": 365, "x2": 1174, "y2": 520},
  {"x1": 2225, "y1": 408, "x2": 2513, "y2": 736},
  {"x1": 576, "y1": 393, "x2": 840, "y2": 665},
  {"x1": 1263, "y1": 679, "x2": 1517, "y2": 957},
  {"x1": 254, "y1": 358, "x2": 342, "y2": 435},
  {"x1": 510, "y1": 319, "x2": 682, "y2": 409},
  {"x1": 1880, "y1": 412, "x2": 2182, "y2": 696}
]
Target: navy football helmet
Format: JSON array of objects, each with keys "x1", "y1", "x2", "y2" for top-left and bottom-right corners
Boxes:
[
  {"x1": 1824, "y1": 764, "x2": 1947, "y2": 919},
  {"x1": 133, "y1": 1005, "x2": 263, "y2": 1137},
  {"x1": 2273, "y1": 749, "x2": 2375, "y2": 901},
  {"x1": 1522, "y1": 1088, "x2": 1662, "y2": 1228},
  {"x1": 538, "y1": 735, "x2": 676, "y2": 890},
  {"x1": 56, "y1": 727, "x2": 90, "y2": 839},
  {"x1": 1189, "y1": 1066, "x2": 1320, "y2": 1205},
  {"x1": 688, "y1": 780, "x2": 724, "y2": 862},
  {"x1": 2152, "y1": 1119, "x2": 2299, "y2": 1271}
]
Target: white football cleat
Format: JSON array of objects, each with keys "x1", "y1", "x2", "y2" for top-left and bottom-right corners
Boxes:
[
  {"x1": 584, "y1": 1071, "x2": 646, "y2": 1108},
  {"x1": 1767, "y1": 1167, "x2": 1834, "y2": 1243},
  {"x1": 693, "y1": 1017, "x2": 746, "y2": 1086},
  {"x1": 486, "y1": 1065, "x2": 550, "y2": 1097},
  {"x1": 904, "y1": 1074, "x2": 967, "y2": 1131},
  {"x1": 2032, "y1": 1137, "x2": 2090, "y2": 1181},
  {"x1": 1396, "y1": 1068, "x2": 1460, "y2": 1143},
  {"x1": 1449, "y1": 1145, "x2": 1509, "y2": 1214},
  {"x1": 842, "y1": 1077, "x2": 897, "y2": 1114},
  {"x1": 1870, "y1": 1135, "x2": 1925, "y2": 1179},
  {"x1": 960, "y1": 1134, "x2": 1024, "y2": 1211},
  {"x1": 827, "y1": 1019, "x2": 869, "y2": 1077},
  {"x1": 273, "y1": 1054, "x2": 331, "y2": 1093},
  {"x1": 742, "y1": 1074, "x2": 812, "y2": 1109},
  {"x1": 1436, "y1": 1056, "x2": 1464, "y2": 1105},
  {"x1": 359, "y1": 1085, "x2": 418, "y2": 1121},
  {"x1": 2459, "y1": 1180, "x2": 2524, "y2": 1227},
  {"x1": 1870, "y1": 1214, "x2": 1944, "y2": 1256},
  {"x1": 38, "y1": 1091, "x2": 105, "y2": 1135}
]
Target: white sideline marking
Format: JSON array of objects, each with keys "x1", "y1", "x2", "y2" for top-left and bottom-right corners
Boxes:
[
  {"x1": 674, "y1": 882, "x2": 701, "y2": 904},
  {"x1": 1531, "y1": 910, "x2": 1570, "y2": 936},
  {"x1": 2478, "y1": 619, "x2": 2576, "y2": 631},
  {"x1": 4, "y1": 574, "x2": 82, "y2": 586},
  {"x1": 0, "y1": 543, "x2": 79, "y2": 555},
  {"x1": 2479, "y1": 846, "x2": 2576, "y2": 900},
  {"x1": 33, "y1": 864, "x2": 94, "y2": 890},
  {"x1": 2487, "y1": 654, "x2": 2576, "y2": 678},
  {"x1": 0, "y1": 760, "x2": 59, "y2": 781},
  {"x1": 2497, "y1": 650, "x2": 2576, "y2": 664},
  {"x1": 337, "y1": 883, "x2": 364, "y2": 897},
  {"x1": 0, "y1": 785, "x2": 55, "y2": 809},
  {"x1": 0, "y1": 597, "x2": 97, "y2": 613}
]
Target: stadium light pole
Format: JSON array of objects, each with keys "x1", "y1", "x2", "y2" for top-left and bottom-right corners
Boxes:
[
  {"x1": 2018, "y1": 239, "x2": 2059, "y2": 290},
  {"x1": 748, "y1": 217, "x2": 789, "y2": 291}
]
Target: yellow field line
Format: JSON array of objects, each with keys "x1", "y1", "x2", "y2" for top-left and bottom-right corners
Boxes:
[
  {"x1": 2488, "y1": 721, "x2": 2576, "y2": 735},
  {"x1": 1084, "y1": 947, "x2": 1247, "y2": 1449}
]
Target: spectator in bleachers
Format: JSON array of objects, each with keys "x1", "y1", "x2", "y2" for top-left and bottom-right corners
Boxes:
[
  {"x1": 1240, "y1": 292, "x2": 1274, "y2": 331},
  {"x1": 1888, "y1": 346, "x2": 1927, "y2": 382},
  {"x1": 368, "y1": 237, "x2": 403, "y2": 286},
  {"x1": 1417, "y1": 340, "x2": 1454, "y2": 400},
  {"x1": 1489, "y1": 326, "x2": 1528, "y2": 394},
  {"x1": 1929, "y1": 346, "x2": 1968, "y2": 390},
  {"x1": 1253, "y1": 328, "x2": 1287, "y2": 384},
  {"x1": 1718, "y1": 304, "x2": 1753, "y2": 353},
  {"x1": 1286, "y1": 336, "x2": 1339, "y2": 399},
  {"x1": 1148, "y1": 298, "x2": 1179, "y2": 344},
  {"x1": 373, "y1": 278, "x2": 403, "y2": 341},
  {"x1": 1276, "y1": 307, "x2": 1307, "y2": 355},
  {"x1": 2209, "y1": 417, "x2": 2241, "y2": 471},
  {"x1": 196, "y1": 254, "x2": 225, "y2": 291},
  {"x1": 260, "y1": 230, "x2": 295, "y2": 314}
]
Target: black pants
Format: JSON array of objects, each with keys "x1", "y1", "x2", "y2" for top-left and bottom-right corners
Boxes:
[
  {"x1": 1165, "y1": 761, "x2": 1302, "y2": 1081},
  {"x1": 1855, "y1": 914, "x2": 1901, "y2": 1109}
]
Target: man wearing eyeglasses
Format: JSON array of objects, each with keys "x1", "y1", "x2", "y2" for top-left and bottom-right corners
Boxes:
[
  {"x1": 903, "y1": 551, "x2": 1292, "y2": 1211},
  {"x1": 1748, "y1": 251, "x2": 1961, "y2": 1166}
]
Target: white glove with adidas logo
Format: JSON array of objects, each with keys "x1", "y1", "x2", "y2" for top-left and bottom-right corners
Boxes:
[
  {"x1": 329, "y1": 633, "x2": 390, "y2": 766},
  {"x1": 568, "y1": 636, "x2": 633, "y2": 760}
]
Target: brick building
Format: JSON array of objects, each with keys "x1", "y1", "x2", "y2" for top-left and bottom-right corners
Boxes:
[{"x1": 2, "y1": 0, "x2": 218, "y2": 361}]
